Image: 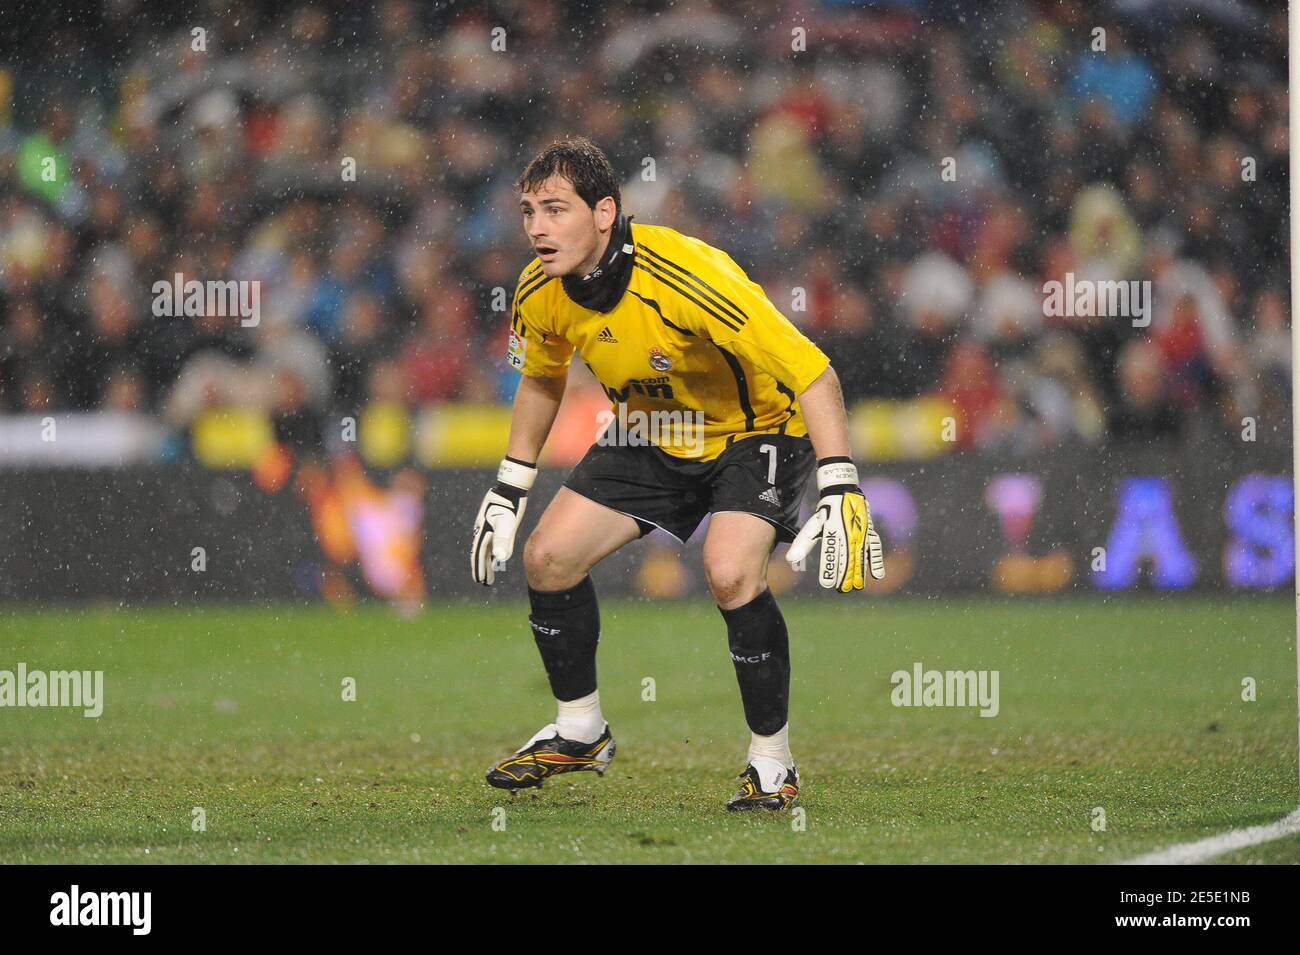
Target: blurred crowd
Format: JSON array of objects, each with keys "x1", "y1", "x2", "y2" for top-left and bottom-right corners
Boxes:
[{"x1": 0, "y1": 0, "x2": 1290, "y2": 455}]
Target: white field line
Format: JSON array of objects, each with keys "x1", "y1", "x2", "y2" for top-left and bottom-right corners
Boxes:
[{"x1": 1122, "y1": 809, "x2": 1300, "y2": 865}]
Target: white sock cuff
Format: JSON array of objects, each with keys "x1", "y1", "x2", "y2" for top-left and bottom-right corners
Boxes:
[
  {"x1": 555, "y1": 690, "x2": 603, "y2": 743},
  {"x1": 558, "y1": 689, "x2": 600, "y2": 714},
  {"x1": 747, "y1": 722, "x2": 793, "y2": 769}
]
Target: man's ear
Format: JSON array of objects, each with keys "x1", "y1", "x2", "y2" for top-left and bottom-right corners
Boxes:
[{"x1": 595, "y1": 196, "x2": 618, "y2": 232}]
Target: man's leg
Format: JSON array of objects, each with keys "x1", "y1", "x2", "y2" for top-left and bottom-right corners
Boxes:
[
  {"x1": 703, "y1": 512, "x2": 795, "y2": 772},
  {"x1": 522, "y1": 488, "x2": 641, "y2": 741}
]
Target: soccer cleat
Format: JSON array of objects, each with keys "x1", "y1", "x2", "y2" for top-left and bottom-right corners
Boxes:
[
  {"x1": 485, "y1": 722, "x2": 615, "y2": 791},
  {"x1": 726, "y1": 758, "x2": 799, "y2": 811}
]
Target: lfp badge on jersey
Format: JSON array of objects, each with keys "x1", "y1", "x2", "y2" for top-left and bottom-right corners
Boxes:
[
  {"x1": 507, "y1": 328, "x2": 527, "y2": 370},
  {"x1": 648, "y1": 347, "x2": 672, "y2": 372}
]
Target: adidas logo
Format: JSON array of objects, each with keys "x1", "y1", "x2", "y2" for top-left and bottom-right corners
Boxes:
[
  {"x1": 759, "y1": 487, "x2": 782, "y2": 506},
  {"x1": 596, "y1": 326, "x2": 618, "y2": 343}
]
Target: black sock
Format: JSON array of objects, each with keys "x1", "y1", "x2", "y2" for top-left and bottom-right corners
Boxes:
[
  {"x1": 528, "y1": 575, "x2": 600, "y2": 702},
  {"x1": 719, "y1": 588, "x2": 790, "y2": 736}
]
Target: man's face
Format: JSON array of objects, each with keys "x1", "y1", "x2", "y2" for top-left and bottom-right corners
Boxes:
[{"x1": 519, "y1": 175, "x2": 608, "y2": 278}]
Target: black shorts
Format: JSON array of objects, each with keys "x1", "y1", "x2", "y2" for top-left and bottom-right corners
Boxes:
[{"x1": 563, "y1": 431, "x2": 814, "y2": 545}]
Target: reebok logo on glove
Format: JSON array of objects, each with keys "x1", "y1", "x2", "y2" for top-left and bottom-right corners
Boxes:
[
  {"x1": 787, "y1": 457, "x2": 885, "y2": 593},
  {"x1": 822, "y1": 528, "x2": 840, "y2": 586}
]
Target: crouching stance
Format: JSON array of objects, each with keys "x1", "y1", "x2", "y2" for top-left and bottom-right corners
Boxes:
[{"x1": 471, "y1": 138, "x2": 882, "y2": 810}]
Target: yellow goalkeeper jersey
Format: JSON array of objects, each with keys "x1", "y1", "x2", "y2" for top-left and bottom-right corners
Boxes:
[{"x1": 506, "y1": 222, "x2": 830, "y2": 462}]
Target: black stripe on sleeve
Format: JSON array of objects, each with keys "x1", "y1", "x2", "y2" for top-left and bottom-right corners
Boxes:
[
  {"x1": 637, "y1": 253, "x2": 748, "y2": 330},
  {"x1": 635, "y1": 262, "x2": 742, "y2": 333},
  {"x1": 774, "y1": 380, "x2": 797, "y2": 426},
  {"x1": 516, "y1": 273, "x2": 551, "y2": 305},
  {"x1": 511, "y1": 266, "x2": 550, "y2": 334},
  {"x1": 638, "y1": 245, "x2": 750, "y2": 326}
]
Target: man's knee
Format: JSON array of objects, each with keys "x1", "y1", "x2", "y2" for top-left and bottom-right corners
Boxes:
[
  {"x1": 704, "y1": 556, "x2": 764, "y2": 608},
  {"x1": 524, "y1": 530, "x2": 588, "y2": 591}
]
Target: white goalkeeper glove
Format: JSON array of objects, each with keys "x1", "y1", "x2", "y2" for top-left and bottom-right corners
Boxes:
[
  {"x1": 786, "y1": 457, "x2": 885, "y2": 592},
  {"x1": 471, "y1": 457, "x2": 537, "y2": 586}
]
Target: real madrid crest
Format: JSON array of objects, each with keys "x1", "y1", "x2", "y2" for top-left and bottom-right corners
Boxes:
[{"x1": 648, "y1": 347, "x2": 672, "y2": 372}]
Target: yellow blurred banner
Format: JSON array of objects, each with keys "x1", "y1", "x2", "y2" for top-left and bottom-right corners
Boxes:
[
  {"x1": 414, "y1": 404, "x2": 512, "y2": 467},
  {"x1": 193, "y1": 394, "x2": 958, "y2": 470},
  {"x1": 413, "y1": 387, "x2": 607, "y2": 468},
  {"x1": 360, "y1": 401, "x2": 411, "y2": 468},
  {"x1": 192, "y1": 409, "x2": 274, "y2": 468},
  {"x1": 849, "y1": 397, "x2": 957, "y2": 461}
]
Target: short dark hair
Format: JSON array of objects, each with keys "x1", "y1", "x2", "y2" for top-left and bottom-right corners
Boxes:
[{"x1": 516, "y1": 136, "x2": 620, "y2": 214}]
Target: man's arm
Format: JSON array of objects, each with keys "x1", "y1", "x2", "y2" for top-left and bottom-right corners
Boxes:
[
  {"x1": 471, "y1": 371, "x2": 566, "y2": 586},
  {"x1": 795, "y1": 365, "x2": 852, "y2": 460},
  {"x1": 506, "y1": 372, "x2": 567, "y2": 463}
]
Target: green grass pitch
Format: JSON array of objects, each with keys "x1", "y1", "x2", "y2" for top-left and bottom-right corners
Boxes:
[{"x1": 0, "y1": 596, "x2": 1296, "y2": 864}]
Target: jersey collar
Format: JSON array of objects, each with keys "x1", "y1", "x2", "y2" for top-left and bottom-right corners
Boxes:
[{"x1": 561, "y1": 213, "x2": 636, "y2": 313}]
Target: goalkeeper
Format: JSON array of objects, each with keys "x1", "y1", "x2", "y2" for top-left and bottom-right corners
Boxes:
[{"x1": 472, "y1": 136, "x2": 883, "y2": 810}]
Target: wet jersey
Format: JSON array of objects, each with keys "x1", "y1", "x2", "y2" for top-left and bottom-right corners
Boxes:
[{"x1": 507, "y1": 222, "x2": 830, "y2": 461}]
